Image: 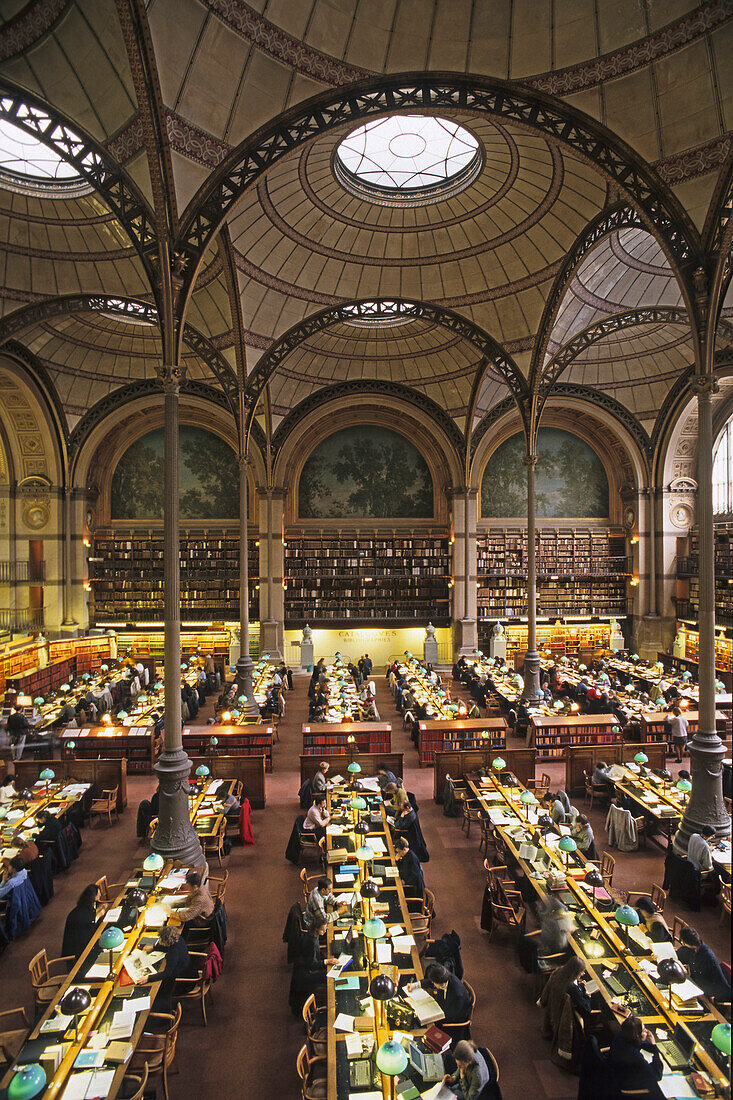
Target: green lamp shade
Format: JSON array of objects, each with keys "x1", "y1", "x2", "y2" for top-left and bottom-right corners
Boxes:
[
  {"x1": 350, "y1": 797, "x2": 367, "y2": 811},
  {"x1": 154, "y1": 682, "x2": 163, "y2": 691},
  {"x1": 82, "y1": 673, "x2": 91, "y2": 681},
  {"x1": 33, "y1": 697, "x2": 44, "y2": 707},
  {"x1": 355, "y1": 844, "x2": 375, "y2": 862},
  {"x1": 558, "y1": 836, "x2": 577, "y2": 853},
  {"x1": 655, "y1": 698, "x2": 665, "y2": 706},
  {"x1": 347, "y1": 762, "x2": 362, "y2": 774},
  {"x1": 711, "y1": 1022, "x2": 731, "y2": 1056},
  {"x1": 715, "y1": 680, "x2": 725, "y2": 694},
  {"x1": 634, "y1": 752, "x2": 648, "y2": 765},
  {"x1": 614, "y1": 904, "x2": 640, "y2": 928},
  {"x1": 117, "y1": 710, "x2": 128, "y2": 720},
  {"x1": 40, "y1": 768, "x2": 55, "y2": 781},
  {"x1": 8, "y1": 1064, "x2": 46, "y2": 1100},
  {"x1": 363, "y1": 917, "x2": 386, "y2": 940},
  {"x1": 676, "y1": 779, "x2": 692, "y2": 793},
  {"x1": 143, "y1": 852, "x2": 164, "y2": 871},
  {"x1": 520, "y1": 790, "x2": 537, "y2": 805},
  {"x1": 625, "y1": 682, "x2": 635, "y2": 692},
  {"x1": 492, "y1": 757, "x2": 506, "y2": 771},
  {"x1": 59, "y1": 683, "x2": 70, "y2": 692},
  {"x1": 230, "y1": 709, "x2": 241, "y2": 719},
  {"x1": 553, "y1": 700, "x2": 565, "y2": 711},
  {"x1": 209, "y1": 737, "x2": 219, "y2": 747},
  {"x1": 99, "y1": 924, "x2": 125, "y2": 950},
  {"x1": 611, "y1": 725, "x2": 620, "y2": 735},
  {"x1": 195, "y1": 765, "x2": 210, "y2": 777},
  {"x1": 375, "y1": 1040, "x2": 408, "y2": 1077},
  {"x1": 67, "y1": 740, "x2": 76, "y2": 749},
  {"x1": 101, "y1": 664, "x2": 109, "y2": 672}
]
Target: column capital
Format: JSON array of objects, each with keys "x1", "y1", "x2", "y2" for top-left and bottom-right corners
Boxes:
[
  {"x1": 690, "y1": 374, "x2": 720, "y2": 397},
  {"x1": 523, "y1": 453, "x2": 538, "y2": 468},
  {"x1": 156, "y1": 364, "x2": 186, "y2": 391}
]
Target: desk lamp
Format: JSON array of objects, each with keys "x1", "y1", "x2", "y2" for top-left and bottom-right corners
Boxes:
[
  {"x1": 127, "y1": 888, "x2": 147, "y2": 909},
  {"x1": 659, "y1": 769, "x2": 672, "y2": 791},
  {"x1": 66, "y1": 740, "x2": 76, "y2": 758},
  {"x1": 658, "y1": 957, "x2": 687, "y2": 1010},
  {"x1": 538, "y1": 813, "x2": 553, "y2": 842},
  {"x1": 633, "y1": 752, "x2": 648, "y2": 776},
  {"x1": 348, "y1": 761, "x2": 361, "y2": 788},
  {"x1": 363, "y1": 916, "x2": 386, "y2": 966},
  {"x1": 360, "y1": 878, "x2": 380, "y2": 920},
  {"x1": 376, "y1": 1039, "x2": 408, "y2": 1100},
  {"x1": 209, "y1": 737, "x2": 219, "y2": 756},
  {"x1": 520, "y1": 790, "x2": 537, "y2": 810},
  {"x1": 558, "y1": 835, "x2": 577, "y2": 870},
  {"x1": 60, "y1": 986, "x2": 92, "y2": 1042},
  {"x1": 195, "y1": 764, "x2": 210, "y2": 789},
  {"x1": 711, "y1": 1023, "x2": 731, "y2": 1057},
  {"x1": 347, "y1": 734, "x2": 356, "y2": 763},
  {"x1": 40, "y1": 768, "x2": 54, "y2": 795},
  {"x1": 33, "y1": 696, "x2": 44, "y2": 709},
  {"x1": 99, "y1": 923, "x2": 125, "y2": 979},
  {"x1": 611, "y1": 725, "x2": 620, "y2": 737},
  {"x1": 491, "y1": 758, "x2": 506, "y2": 788},
  {"x1": 350, "y1": 796, "x2": 367, "y2": 826},
  {"x1": 369, "y1": 973, "x2": 396, "y2": 1028},
  {"x1": 356, "y1": 843, "x2": 375, "y2": 884},
  {"x1": 585, "y1": 869, "x2": 604, "y2": 906},
  {"x1": 675, "y1": 778, "x2": 691, "y2": 803},
  {"x1": 143, "y1": 852, "x2": 164, "y2": 872},
  {"x1": 7, "y1": 1065, "x2": 46, "y2": 1100},
  {"x1": 614, "y1": 904, "x2": 640, "y2": 949},
  {"x1": 354, "y1": 820, "x2": 371, "y2": 840}
]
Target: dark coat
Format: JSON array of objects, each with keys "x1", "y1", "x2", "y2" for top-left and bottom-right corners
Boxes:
[
  {"x1": 423, "y1": 971, "x2": 470, "y2": 1025},
  {"x1": 607, "y1": 1033, "x2": 664, "y2": 1099},
  {"x1": 391, "y1": 808, "x2": 429, "y2": 862},
  {"x1": 62, "y1": 902, "x2": 98, "y2": 959},
  {"x1": 155, "y1": 936, "x2": 193, "y2": 1011},
  {"x1": 398, "y1": 850, "x2": 425, "y2": 899}
]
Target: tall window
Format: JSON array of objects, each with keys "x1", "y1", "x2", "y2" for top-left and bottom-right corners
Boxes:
[{"x1": 713, "y1": 415, "x2": 733, "y2": 516}]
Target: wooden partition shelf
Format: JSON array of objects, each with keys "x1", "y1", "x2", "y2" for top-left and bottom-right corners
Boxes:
[
  {"x1": 433, "y1": 747, "x2": 536, "y2": 801},
  {"x1": 301, "y1": 721, "x2": 391, "y2": 755},
  {"x1": 529, "y1": 713, "x2": 619, "y2": 760},
  {"x1": 284, "y1": 532, "x2": 450, "y2": 626},
  {"x1": 186, "y1": 754, "x2": 266, "y2": 808},
  {"x1": 564, "y1": 742, "x2": 667, "y2": 795},
  {"x1": 300, "y1": 751, "x2": 403, "y2": 787},
  {"x1": 61, "y1": 726, "x2": 157, "y2": 773},
  {"x1": 184, "y1": 725, "x2": 273, "y2": 771},
  {"x1": 640, "y1": 710, "x2": 730, "y2": 742},
  {"x1": 10, "y1": 758, "x2": 128, "y2": 811},
  {"x1": 417, "y1": 717, "x2": 507, "y2": 766}
]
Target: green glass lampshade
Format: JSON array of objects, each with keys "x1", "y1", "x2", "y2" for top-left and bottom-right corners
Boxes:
[
  {"x1": 238, "y1": 695, "x2": 247, "y2": 705},
  {"x1": 117, "y1": 710, "x2": 128, "y2": 720},
  {"x1": 59, "y1": 683, "x2": 70, "y2": 693},
  {"x1": 209, "y1": 737, "x2": 219, "y2": 747},
  {"x1": 376, "y1": 1040, "x2": 408, "y2": 1077},
  {"x1": 350, "y1": 797, "x2": 367, "y2": 811},
  {"x1": 632, "y1": 653, "x2": 639, "y2": 661},
  {"x1": 711, "y1": 1022, "x2": 731, "y2": 1056},
  {"x1": 154, "y1": 681, "x2": 163, "y2": 691},
  {"x1": 492, "y1": 757, "x2": 506, "y2": 771},
  {"x1": 137, "y1": 694, "x2": 148, "y2": 704},
  {"x1": 715, "y1": 679, "x2": 725, "y2": 694},
  {"x1": 67, "y1": 741, "x2": 76, "y2": 749},
  {"x1": 40, "y1": 768, "x2": 55, "y2": 781},
  {"x1": 676, "y1": 779, "x2": 692, "y2": 793},
  {"x1": 230, "y1": 708, "x2": 241, "y2": 719},
  {"x1": 682, "y1": 670, "x2": 691, "y2": 680},
  {"x1": 355, "y1": 844, "x2": 375, "y2": 862},
  {"x1": 578, "y1": 664, "x2": 587, "y2": 672},
  {"x1": 143, "y1": 852, "x2": 164, "y2": 871},
  {"x1": 625, "y1": 682, "x2": 635, "y2": 692},
  {"x1": 99, "y1": 924, "x2": 125, "y2": 950},
  {"x1": 655, "y1": 697, "x2": 665, "y2": 706},
  {"x1": 347, "y1": 762, "x2": 362, "y2": 774},
  {"x1": 8, "y1": 1064, "x2": 46, "y2": 1100},
  {"x1": 363, "y1": 917, "x2": 386, "y2": 941},
  {"x1": 33, "y1": 696, "x2": 44, "y2": 707},
  {"x1": 195, "y1": 765, "x2": 210, "y2": 777},
  {"x1": 101, "y1": 664, "x2": 109, "y2": 672},
  {"x1": 558, "y1": 836, "x2": 577, "y2": 853},
  {"x1": 520, "y1": 790, "x2": 537, "y2": 805},
  {"x1": 611, "y1": 725, "x2": 620, "y2": 735},
  {"x1": 553, "y1": 700, "x2": 565, "y2": 712},
  {"x1": 614, "y1": 904, "x2": 640, "y2": 928},
  {"x1": 82, "y1": 673, "x2": 91, "y2": 681},
  {"x1": 633, "y1": 752, "x2": 648, "y2": 765}
]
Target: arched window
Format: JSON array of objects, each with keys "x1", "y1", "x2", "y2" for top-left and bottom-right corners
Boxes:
[{"x1": 713, "y1": 415, "x2": 733, "y2": 516}]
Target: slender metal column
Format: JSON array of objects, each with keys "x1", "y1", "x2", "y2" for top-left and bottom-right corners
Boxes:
[
  {"x1": 674, "y1": 376, "x2": 730, "y2": 852},
  {"x1": 235, "y1": 452, "x2": 258, "y2": 714},
  {"x1": 647, "y1": 487, "x2": 658, "y2": 617},
  {"x1": 463, "y1": 486, "x2": 470, "y2": 623},
  {"x1": 267, "y1": 488, "x2": 274, "y2": 626},
  {"x1": 151, "y1": 367, "x2": 204, "y2": 865},
  {"x1": 523, "y1": 453, "x2": 541, "y2": 702},
  {"x1": 61, "y1": 487, "x2": 78, "y2": 627}
]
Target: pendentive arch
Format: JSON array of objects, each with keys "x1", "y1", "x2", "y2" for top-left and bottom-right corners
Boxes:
[
  {"x1": 175, "y1": 72, "x2": 702, "y2": 348},
  {"x1": 0, "y1": 350, "x2": 66, "y2": 488}
]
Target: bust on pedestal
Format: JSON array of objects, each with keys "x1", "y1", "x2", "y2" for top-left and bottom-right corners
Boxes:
[
  {"x1": 301, "y1": 624, "x2": 314, "y2": 671},
  {"x1": 423, "y1": 622, "x2": 439, "y2": 666},
  {"x1": 489, "y1": 621, "x2": 506, "y2": 660},
  {"x1": 610, "y1": 619, "x2": 625, "y2": 652},
  {"x1": 673, "y1": 630, "x2": 685, "y2": 659}
]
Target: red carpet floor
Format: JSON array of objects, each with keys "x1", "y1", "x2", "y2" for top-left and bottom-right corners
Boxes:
[{"x1": 1, "y1": 671, "x2": 729, "y2": 1100}]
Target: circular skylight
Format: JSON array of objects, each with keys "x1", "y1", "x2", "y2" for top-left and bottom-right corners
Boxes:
[
  {"x1": 335, "y1": 115, "x2": 482, "y2": 206},
  {"x1": 341, "y1": 300, "x2": 419, "y2": 328},
  {"x1": 0, "y1": 117, "x2": 91, "y2": 196}
]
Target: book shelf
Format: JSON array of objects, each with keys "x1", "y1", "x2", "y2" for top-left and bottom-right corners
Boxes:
[
  {"x1": 90, "y1": 529, "x2": 259, "y2": 624},
  {"x1": 183, "y1": 725, "x2": 274, "y2": 771},
  {"x1": 476, "y1": 527, "x2": 629, "y2": 619},
  {"x1": 675, "y1": 523, "x2": 733, "y2": 627},
  {"x1": 640, "y1": 709, "x2": 729, "y2": 743},
  {"x1": 284, "y1": 532, "x2": 450, "y2": 626},
  {"x1": 60, "y1": 726, "x2": 157, "y2": 773},
  {"x1": 301, "y1": 721, "x2": 392, "y2": 756},
  {"x1": 6, "y1": 657, "x2": 75, "y2": 700},
  {"x1": 417, "y1": 717, "x2": 507, "y2": 766},
  {"x1": 529, "y1": 714, "x2": 619, "y2": 760},
  {"x1": 480, "y1": 622, "x2": 612, "y2": 664},
  {"x1": 4, "y1": 638, "x2": 113, "y2": 700},
  {"x1": 112, "y1": 628, "x2": 236, "y2": 665}
]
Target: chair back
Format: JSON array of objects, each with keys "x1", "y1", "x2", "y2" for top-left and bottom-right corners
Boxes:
[
  {"x1": 302, "y1": 994, "x2": 319, "y2": 1036},
  {"x1": 650, "y1": 884, "x2": 666, "y2": 910},
  {"x1": 296, "y1": 1044, "x2": 308, "y2": 1083},
  {"x1": 423, "y1": 888, "x2": 435, "y2": 918},
  {"x1": 28, "y1": 949, "x2": 48, "y2": 986},
  {"x1": 121, "y1": 1064, "x2": 149, "y2": 1100},
  {"x1": 600, "y1": 851, "x2": 615, "y2": 884}
]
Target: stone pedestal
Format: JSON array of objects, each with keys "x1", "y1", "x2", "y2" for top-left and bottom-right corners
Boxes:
[
  {"x1": 423, "y1": 623, "x2": 439, "y2": 666},
  {"x1": 229, "y1": 627, "x2": 241, "y2": 668},
  {"x1": 454, "y1": 617, "x2": 478, "y2": 657},
  {"x1": 610, "y1": 620, "x2": 625, "y2": 651},
  {"x1": 260, "y1": 619, "x2": 284, "y2": 662},
  {"x1": 489, "y1": 624, "x2": 506, "y2": 660}
]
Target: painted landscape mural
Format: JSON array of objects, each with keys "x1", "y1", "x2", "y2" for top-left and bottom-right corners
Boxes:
[
  {"x1": 481, "y1": 428, "x2": 609, "y2": 518},
  {"x1": 111, "y1": 426, "x2": 239, "y2": 519},
  {"x1": 299, "y1": 425, "x2": 433, "y2": 518}
]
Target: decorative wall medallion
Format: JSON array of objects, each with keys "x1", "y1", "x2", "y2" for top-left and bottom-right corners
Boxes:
[
  {"x1": 669, "y1": 500, "x2": 694, "y2": 529},
  {"x1": 22, "y1": 498, "x2": 49, "y2": 530},
  {"x1": 623, "y1": 506, "x2": 635, "y2": 529}
]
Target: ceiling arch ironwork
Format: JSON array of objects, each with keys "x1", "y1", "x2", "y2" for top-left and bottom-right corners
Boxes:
[{"x1": 176, "y1": 72, "x2": 702, "y2": 324}]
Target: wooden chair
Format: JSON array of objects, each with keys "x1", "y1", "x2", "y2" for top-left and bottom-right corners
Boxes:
[
  {"x1": 129, "y1": 1003, "x2": 181, "y2": 1100},
  {"x1": 600, "y1": 851, "x2": 615, "y2": 890},
  {"x1": 298, "y1": 828, "x2": 321, "y2": 864},
  {"x1": 0, "y1": 1007, "x2": 30, "y2": 1066},
  {"x1": 89, "y1": 787, "x2": 118, "y2": 827},
  {"x1": 629, "y1": 885, "x2": 666, "y2": 912},
  {"x1": 441, "y1": 981, "x2": 476, "y2": 1040},
  {"x1": 95, "y1": 876, "x2": 127, "y2": 904},
  {"x1": 119, "y1": 1065, "x2": 148, "y2": 1100},
  {"x1": 487, "y1": 893, "x2": 524, "y2": 943},
  {"x1": 203, "y1": 820, "x2": 226, "y2": 867},
  {"x1": 461, "y1": 798, "x2": 483, "y2": 838},
  {"x1": 28, "y1": 949, "x2": 74, "y2": 1011},
  {"x1": 173, "y1": 951, "x2": 213, "y2": 1024},
  {"x1": 484, "y1": 1047, "x2": 500, "y2": 1086},
  {"x1": 208, "y1": 869, "x2": 229, "y2": 901},
  {"x1": 299, "y1": 866, "x2": 321, "y2": 905},
  {"x1": 409, "y1": 912, "x2": 431, "y2": 951},
  {"x1": 296, "y1": 1043, "x2": 327, "y2": 1100},
  {"x1": 672, "y1": 915, "x2": 691, "y2": 947},
  {"x1": 720, "y1": 880, "x2": 731, "y2": 925},
  {"x1": 270, "y1": 715, "x2": 280, "y2": 743},
  {"x1": 633, "y1": 815, "x2": 647, "y2": 848},
  {"x1": 302, "y1": 994, "x2": 328, "y2": 1056},
  {"x1": 478, "y1": 815, "x2": 495, "y2": 856},
  {"x1": 423, "y1": 888, "x2": 436, "y2": 922}
]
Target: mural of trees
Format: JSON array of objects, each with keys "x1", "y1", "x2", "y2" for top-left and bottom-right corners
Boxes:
[
  {"x1": 481, "y1": 428, "x2": 609, "y2": 518},
  {"x1": 111, "y1": 427, "x2": 239, "y2": 519},
  {"x1": 299, "y1": 426, "x2": 434, "y2": 518}
]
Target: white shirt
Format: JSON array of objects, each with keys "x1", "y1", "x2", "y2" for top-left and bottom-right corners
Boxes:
[
  {"x1": 303, "y1": 803, "x2": 329, "y2": 831},
  {"x1": 667, "y1": 714, "x2": 689, "y2": 739},
  {"x1": 687, "y1": 833, "x2": 713, "y2": 872}
]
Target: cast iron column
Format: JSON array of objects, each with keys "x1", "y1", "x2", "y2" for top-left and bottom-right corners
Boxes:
[
  {"x1": 674, "y1": 376, "x2": 730, "y2": 852},
  {"x1": 151, "y1": 366, "x2": 204, "y2": 866},
  {"x1": 235, "y1": 451, "x2": 258, "y2": 714},
  {"x1": 523, "y1": 453, "x2": 541, "y2": 702},
  {"x1": 61, "y1": 486, "x2": 78, "y2": 627}
]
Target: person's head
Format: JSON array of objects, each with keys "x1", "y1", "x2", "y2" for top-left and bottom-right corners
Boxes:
[
  {"x1": 424, "y1": 963, "x2": 450, "y2": 990},
  {"x1": 158, "y1": 924, "x2": 181, "y2": 949},
  {"x1": 678, "y1": 769, "x2": 691, "y2": 781},
  {"x1": 635, "y1": 896, "x2": 657, "y2": 920},
  {"x1": 575, "y1": 814, "x2": 588, "y2": 827},
  {"x1": 394, "y1": 838, "x2": 409, "y2": 859},
  {"x1": 680, "y1": 927, "x2": 702, "y2": 951},
  {"x1": 1, "y1": 774, "x2": 15, "y2": 788},
  {"x1": 311, "y1": 913, "x2": 328, "y2": 936},
  {"x1": 8, "y1": 855, "x2": 24, "y2": 874},
  {"x1": 620, "y1": 1015, "x2": 645, "y2": 1046},
  {"x1": 453, "y1": 1041, "x2": 478, "y2": 1070},
  {"x1": 77, "y1": 883, "x2": 100, "y2": 909},
  {"x1": 35, "y1": 810, "x2": 50, "y2": 825},
  {"x1": 313, "y1": 794, "x2": 326, "y2": 807},
  {"x1": 596, "y1": 762, "x2": 607, "y2": 771},
  {"x1": 317, "y1": 876, "x2": 330, "y2": 894},
  {"x1": 672, "y1": 706, "x2": 681, "y2": 716},
  {"x1": 184, "y1": 871, "x2": 202, "y2": 894},
  {"x1": 557, "y1": 956, "x2": 586, "y2": 989},
  {"x1": 383, "y1": 783, "x2": 398, "y2": 797},
  {"x1": 700, "y1": 825, "x2": 716, "y2": 840},
  {"x1": 318, "y1": 762, "x2": 329, "y2": 775},
  {"x1": 13, "y1": 705, "x2": 23, "y2": 715}
]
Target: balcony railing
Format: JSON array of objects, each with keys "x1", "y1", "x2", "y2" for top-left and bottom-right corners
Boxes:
[
  {"x1": 0, "y1": 608, "x2": 45, "y2": 633},
  {"x1": 0, "y1": 560, "x2": 45, "y2": 583}
]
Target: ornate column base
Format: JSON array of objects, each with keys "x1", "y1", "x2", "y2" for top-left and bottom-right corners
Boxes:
[
  {"x1": 673, "y1": 731, "x2": 731, "y2": 856},
  {"x1": 522, "y1": 649, "x2": 543, "y2": 704},
  {"x1": 151, "y1": 749, "x2": 204, "y2": 866},
  {"x1": 260, "y1": 619, "x2": 283, "y2": 662},
  {"x1": 234, "y1": 652, "x2": 260, "y2": 717},
  {"x1": 454, "y1": 617, "x2": 478, "y2": 657},
  {"x1": 59, "y1": 622, "x2": 79, "y2": 638}
]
